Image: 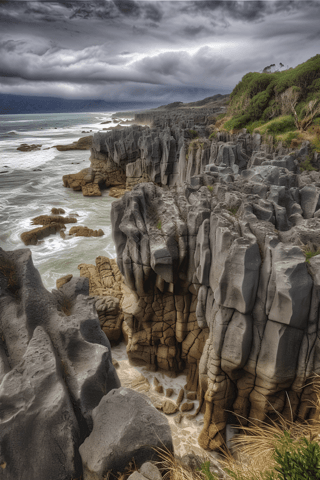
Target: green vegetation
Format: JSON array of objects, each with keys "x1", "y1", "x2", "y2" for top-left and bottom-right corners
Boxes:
[
  {"x1": 300, "y1": 159, "x2": 317, "y2": 172},
  {"x1": 221, "y1": 431, "x2": 320, "y2": 480},
  {"x1": 304, "y1": 248, "x2": 320, "y2": 263},
  {"x1": 207, "y1": 185, "x2": 213, "y2": 192},
  {"x1": 228, "y1": 206, "x2": 239, "y2": 216},
  {"x1": 197, "y1": 462, "x2": 216, "y2": 480},
  {"x1": 156, "y1": 220, "x2": 161, "y2": 230},
  {"x1": 270, "y1": 433, "x2": 320, "y2": 480},
  {"x1": 218, "y1": 55, "x2": 320, "y2": 153},
  {"x1": 209, "y1": 131, "x2": 217, "y2": 139},
  {"x1": 188, "y1": 129, "x2": 198, "y2": 138}
]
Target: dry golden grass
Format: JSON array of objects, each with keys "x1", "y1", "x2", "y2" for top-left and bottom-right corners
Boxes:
[
  {"x1": 150, "y1": 379, "x2": 320, "y2": 480},
  {"x1": 154, "y1": 447, "x2": 212, "y2": 480}
]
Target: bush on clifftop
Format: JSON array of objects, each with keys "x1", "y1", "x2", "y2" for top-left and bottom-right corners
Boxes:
[{"x1": 217, "y1": 55, "x2": 320, "y2": 152}]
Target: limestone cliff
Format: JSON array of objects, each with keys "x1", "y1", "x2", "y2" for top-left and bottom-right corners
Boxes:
[{"x1": 89, "y1": 123, "x2": 320, "y2": 450}]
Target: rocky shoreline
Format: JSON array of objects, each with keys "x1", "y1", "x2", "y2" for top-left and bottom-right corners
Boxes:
[
  {"x1": 2, "y1": 96, "x2": 320, "y2": 478},
  {"x1": 64, "y1": 100, "x2": 320, "y2": 451}
]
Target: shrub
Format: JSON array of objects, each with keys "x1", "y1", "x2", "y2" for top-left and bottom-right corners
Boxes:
[
  {"x1": 223, "y1": 114, "x2": 251, "y2": 131},
  {"x1": 300, "y1": 159, "x2": 317, "y2": 172},
  {"x1": 264, "y1": 116, "x2": 296, "y2": 134},
  {"x1": 269, "y1": 432, "x2": 320, "y2": 480},
  {"x1": 226, "y1": 55, "x2": 320, "y2": 125}
]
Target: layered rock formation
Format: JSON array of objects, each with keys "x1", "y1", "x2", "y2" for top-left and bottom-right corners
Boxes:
[
  {"x1": 63, "y1": 98, "x2": 227, "y2": 197},
  {"x1": 0, "y1": 247, "x2": 172, "y2": 479},
  {"x1": 82, "y1": 119, "x2": 320, "y2": 450},
  {"x1": 21, "y1": 213, "x2": 78, "y2": 245}
]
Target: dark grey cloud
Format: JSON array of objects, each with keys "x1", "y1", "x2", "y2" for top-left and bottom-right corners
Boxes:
[{"x1": 0, "y1": 0, "x2": 319, "y2": 104}]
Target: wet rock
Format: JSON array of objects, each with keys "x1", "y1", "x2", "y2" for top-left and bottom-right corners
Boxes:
[
  {"x1": 82, "y1": 182, "x2": 101, "y2": 196},
  {"x1": 31, "y1": 214, "x2": 77, "y2": 225},
  {"x1": 17, "y1": 143, "x2": 42, "y2": 151},
  {"x1": 79, "y1": 387, "x2": 173, "y2": 477},
  {"x1": 21, "y1": 223, "x2": 65, "y2": 245},
  {"x1": 51, "y1": 207, "x2": 65, "y2": 214},
  {"x1": 69, "y1": 226, "x2": 104, "y2": 237},
  {"x1": 56, "y1": 274, "x2": 73, "y2": 289},
  {"x1": 55, "y1": 135, "x2": 92, "y2": 151}
]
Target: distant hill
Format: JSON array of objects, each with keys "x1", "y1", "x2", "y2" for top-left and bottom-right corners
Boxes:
[
  {"x1": 155, "y1": 93, "x2": 230, "y2": 110},
  {"x1": 0, "y1": 93, "x2": 158, "y2": 115}
]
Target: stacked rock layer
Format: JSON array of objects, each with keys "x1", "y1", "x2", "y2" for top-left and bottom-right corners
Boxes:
[{"x1": 82, "y1": 117, "x2": 320, "y2": 450}]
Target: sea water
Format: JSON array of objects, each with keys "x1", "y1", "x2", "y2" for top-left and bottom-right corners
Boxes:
[{"x1": 0, "y1": 111, "x2": 125, "y2": 291}]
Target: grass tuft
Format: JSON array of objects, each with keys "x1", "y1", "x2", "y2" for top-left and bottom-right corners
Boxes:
[
  {"x1": 227, "y1": 207, "x2": 239, "y2": 216},
  {"x1": 301, "y1": 242, "x2": 320, "y2": 262}
]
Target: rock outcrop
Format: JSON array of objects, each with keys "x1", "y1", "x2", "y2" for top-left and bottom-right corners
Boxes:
[
  {"x1": 20, "y1": 213, "x2": 78, "y2": 245},
  {"x1": 0, "y1": 247, "x2": 172, "y2": 478},
  {"x1": 69, "y1": 226, "x2": 104, "y2": 237},
  {"x1": 0, "y1": 247, "x2": 120, "y2": 478},
  {"x1": 79, "y1": 387, "x2": 173, "y2": 479},
  {"x1": 21, "y1": 223, "x2": 65, "y2": 245},
  {"x1": 102, "y1": 122, "x2": 320, "y2": 450},
  {"x1": 55, "y1": 135, "x2": 93, "y2": 151}
]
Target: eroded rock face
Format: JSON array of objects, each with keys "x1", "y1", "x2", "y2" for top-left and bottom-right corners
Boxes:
[
  {"x1": 110, "y1": 133, "x2": 320, "y2": 450},
  {"x1": 0, "y1": 247, "x2": 120, "y2": 479}
]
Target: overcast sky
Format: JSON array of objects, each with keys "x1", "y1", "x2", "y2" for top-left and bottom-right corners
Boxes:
[{"x1": 1, "y1": 0, "x2": 320, "y2": 104}]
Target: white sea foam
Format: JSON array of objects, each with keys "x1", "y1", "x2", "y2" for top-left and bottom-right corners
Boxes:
[
  {"x1": 0, "y1": 146, "x2": 58, "y2": 170},
  {"x1": 0, "y1": 111, "x2": 119, "y2": 292},
  {"x1": 2, "y1": 120, "x2": 37, "y2": 123}
]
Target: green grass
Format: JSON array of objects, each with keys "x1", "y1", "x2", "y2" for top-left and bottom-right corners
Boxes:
[
  {"x1": 156, "y1": 220, "x2": 162, "y2": 230},
  {"x1": 221, "y1": 55, "x2": 320, "y2": 133},
  {"x1": 207, "y1": 185, "x2": 213, "y2": 192},
  {"x1": 209, "y1": 131, "x2": 217, "y2": 139}
]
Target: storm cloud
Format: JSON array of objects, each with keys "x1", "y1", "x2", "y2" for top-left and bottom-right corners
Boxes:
[{"x1": 0, "y1": 0, "x2": 319, "y2": 103}]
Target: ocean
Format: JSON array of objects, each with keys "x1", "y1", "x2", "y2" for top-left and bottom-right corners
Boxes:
[{"x1": 0, "y1": 111, "x2": 124, "y2": 291}]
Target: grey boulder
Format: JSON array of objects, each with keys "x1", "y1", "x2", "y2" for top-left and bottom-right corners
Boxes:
[{"x1": 79, "y1": 387, "x2": 173, "y2": 479}]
